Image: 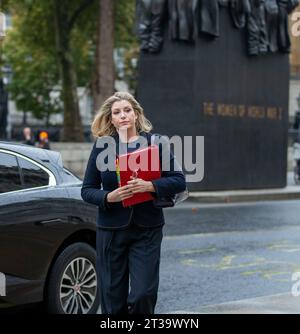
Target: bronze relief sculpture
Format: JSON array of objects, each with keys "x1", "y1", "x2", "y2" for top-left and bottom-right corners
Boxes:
[{"x1": 135, "y1": 0, "x2": 299, "y2": 55}]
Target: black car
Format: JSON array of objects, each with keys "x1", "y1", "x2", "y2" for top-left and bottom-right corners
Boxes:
[{"x1": 0, "y1": 142, "x2": 99, "y2": 314}]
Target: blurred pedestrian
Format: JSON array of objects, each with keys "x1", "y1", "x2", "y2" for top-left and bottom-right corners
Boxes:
[
  {"x1": 37, "y1": 131, "x2": 51, "y2": 150},
  {"x1": 22, "y1": 127, "x2": 35, "y2": 146}
]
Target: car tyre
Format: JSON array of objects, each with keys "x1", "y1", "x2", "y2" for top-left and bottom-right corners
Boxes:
[{"x1": 45, "y1": 242, "x2": 99, "y2": 314}]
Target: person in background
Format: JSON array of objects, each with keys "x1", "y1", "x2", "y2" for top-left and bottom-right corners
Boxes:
[
  {"x1": 22, "y1": 127, "x2": 35, "y2": 146},
  {"x1": 36, "y1": 131, "x2": 51, "y2": 150}
]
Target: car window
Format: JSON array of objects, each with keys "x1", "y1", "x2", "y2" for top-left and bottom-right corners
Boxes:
[
  {"x1": 18, "y1": 157, "x2": 49, "y2": 188},
  {"x1": 0, "y1": 152, "x2": 23, "y2": 194}
]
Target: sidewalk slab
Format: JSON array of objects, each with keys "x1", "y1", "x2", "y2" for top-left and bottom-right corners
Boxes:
[
  {"x1": 188, "y1": 187, "x2": 300, "y2": 204},
  {"x1": 190, "y1": 293, "x2": 300, "y2": 314},
  {"x1": 188, "y1": 172, "x2": 300, "y2": 204}
]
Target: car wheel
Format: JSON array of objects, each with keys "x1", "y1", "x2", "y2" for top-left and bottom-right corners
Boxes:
[{"x1": 45, "y1": 242, "x2": 99, "y2": 314}]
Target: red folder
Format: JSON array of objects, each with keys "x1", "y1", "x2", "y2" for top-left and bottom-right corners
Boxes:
[{"x1": 117, "y1": 145, "x2": 161, "y2": 207}]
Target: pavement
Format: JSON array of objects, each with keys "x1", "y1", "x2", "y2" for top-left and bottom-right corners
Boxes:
[
  {"x1": 188, "y1": 172, "x2": 300, "y2": 204},
  {"x1": 172, "y1": 171, "x2": 300, "y2": 314},
  {"x1": 172, "y1": 293, "x2": 300, "y2": 314}
]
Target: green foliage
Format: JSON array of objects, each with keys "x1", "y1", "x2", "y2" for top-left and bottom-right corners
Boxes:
[
  {"x1": 70, "y1": 1, "x2": 97, "y2": 87},
  {"x1": 114, "y1": 0, "x2": 139, "y2": 94},
  {"x1": 2, "y1": 0, "x2": 139, "y2": 124},
  {"x1": 3, "y1": 8, "x2": 61, "y2": 122},
  {"x1": 115, "y1": 0, "x2": 138, "y2": 48}
]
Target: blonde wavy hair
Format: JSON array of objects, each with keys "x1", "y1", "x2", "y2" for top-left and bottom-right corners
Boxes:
[{"x1": 91, "y1": 92, "x2": 153, "y2": 138}]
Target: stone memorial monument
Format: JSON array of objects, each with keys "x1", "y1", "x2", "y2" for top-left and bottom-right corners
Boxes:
[{"x1": 135, "y1": 0, "x2": 299, "y2": 191}]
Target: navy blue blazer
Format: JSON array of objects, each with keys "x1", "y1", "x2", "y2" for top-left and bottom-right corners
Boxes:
[{"x1": 81, "y1": 131, "x2": 186, "y2": 230}]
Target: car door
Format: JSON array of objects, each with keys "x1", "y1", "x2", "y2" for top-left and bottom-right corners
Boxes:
[{"x1": 0, "y1": 151, "x2": 71, "y2": 282}]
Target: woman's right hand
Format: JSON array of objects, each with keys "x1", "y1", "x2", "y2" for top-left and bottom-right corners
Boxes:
[{"x1": 106, "y1": 185, "x2": 134, "y2": 203}]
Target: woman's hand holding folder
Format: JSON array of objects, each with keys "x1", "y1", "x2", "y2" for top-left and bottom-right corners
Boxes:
[
  {"x1": 126, "y1": 176, "x2": 155, "y2": 194},
  {"x1": 106, "y1": 177, "x2": 155, "y2": 203},
  {"x1": 107, "y1": 184, "x2": 134, "y2": 203}
]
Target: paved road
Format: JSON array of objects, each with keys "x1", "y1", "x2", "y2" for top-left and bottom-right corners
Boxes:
[
  {"x1": 156, "y1": 199, "x2": 300, "y2": 313},
  {"x1": 2, "y1": 199, "x2": 300, "y2": 314}
]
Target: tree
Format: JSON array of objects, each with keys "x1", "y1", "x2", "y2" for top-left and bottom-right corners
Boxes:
[
  {"x1": 4, "y1": 0, "x2": 96, "y2": 141},
  {"x1": 53, "y1": 0, "x2": 95, "y2": 141},
  {"x1": 3, "y1": 0, "x2": 139, "y2": 140},
  {"x1": 92, "y1": 0, "x2": 114, "y2": 113},
  {"x1": 92, "y1": 0, "x2": 138, "y2": 113},
  {"x1": 3, "y1": 12, "x2": 61, "y2": 125}
]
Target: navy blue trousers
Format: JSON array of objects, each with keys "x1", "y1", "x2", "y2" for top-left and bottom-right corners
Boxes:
[{"x1": 96, "y1": 223, "x2": 163, "y2": 314}]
